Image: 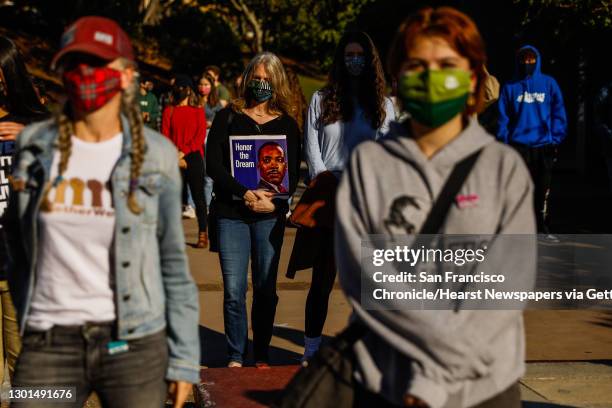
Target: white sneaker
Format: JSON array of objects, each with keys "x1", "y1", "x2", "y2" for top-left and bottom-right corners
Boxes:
[
  {"x1": 228, "y1": 361, "x2": 243, "y2": 368},
  {"x1": 182, "y1": 206, "x2": 196, "y2": 219},
  {"x1": 540, "y1": 234, "x2": 561, "y2": 243}
]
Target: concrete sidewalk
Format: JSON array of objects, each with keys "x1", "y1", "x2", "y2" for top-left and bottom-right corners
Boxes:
[{"x1": 521, "y1": 363, "x2": 612, "y2": 408}]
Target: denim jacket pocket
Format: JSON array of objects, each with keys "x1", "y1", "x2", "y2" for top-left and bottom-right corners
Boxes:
[{"x1": 138, "y1": 173, "x2": 163, "y2": 225}]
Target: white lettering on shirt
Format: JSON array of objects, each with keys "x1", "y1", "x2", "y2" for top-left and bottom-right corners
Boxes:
[{"x1": 517, "y1": 92, "x2": 546, "y2": 104}]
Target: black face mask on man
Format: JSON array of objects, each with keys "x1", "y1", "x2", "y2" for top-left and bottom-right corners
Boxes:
[{"x1": 520, "y1": 62, "x2": 536, "y2": 78}]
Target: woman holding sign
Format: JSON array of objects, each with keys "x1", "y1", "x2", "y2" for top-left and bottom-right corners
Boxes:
[
  {"x1": 206, "y1": 52, "x2": 300, "y2": 368},
  {"x1": 296, "y1": 31, "x2": 396, "y2": 361}
]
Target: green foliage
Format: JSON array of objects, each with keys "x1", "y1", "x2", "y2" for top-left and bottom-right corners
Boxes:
[
  {"x1": 265, "y1": 0, "x2": 373, "y2": 69},
  {"x1": 9, "y1": 0, "x2": 374, "y2": 75},
  {"x1": 515, "y1": 0, "x2": 612, "y2": 29},
  {"x1": 298, "y1": 74, "x2": 325, "y2": 103},
  {"x1": 20, "y1": 0, "x2": 142, "y2": 35},
  {"x1": 195, "y1": 0, "x2": 373, "y2": 70},
  {"x1": 151, "y1": 4, "x2": 243, "y2": 76}
]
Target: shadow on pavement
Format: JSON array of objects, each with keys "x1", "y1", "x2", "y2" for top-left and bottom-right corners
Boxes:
[
  {"x1": 199, "y1": 325, "x2": 304, "y2": 367},
  {"x1": 589, "y1": 359, "x2": 612, "y2": 368},
  {"x1": 198, "y1": 366, "x2": 299, "y2": 407},
  {"x1": 272, "y1": 325, "x2": 334, "y2": 348},
  {"x1": 590, "y1": 311, "x2": 612, "y2": 329},
  {"x1": 244, "y1": 389, "x2": 284, "y2": 406}
]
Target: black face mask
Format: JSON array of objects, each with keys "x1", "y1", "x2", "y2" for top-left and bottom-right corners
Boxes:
[{"x1": 520, "y1": 63, "x2": 536, "y2": 77}]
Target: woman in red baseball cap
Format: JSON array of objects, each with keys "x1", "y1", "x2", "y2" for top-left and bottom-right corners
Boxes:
[{"x1": 5, "y1": 16, "x2": 199, "y2": 408}]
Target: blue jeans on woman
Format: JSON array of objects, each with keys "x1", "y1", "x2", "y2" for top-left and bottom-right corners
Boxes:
[{"x1": 217, "y1": 216, "x2": 285, "y2": 364}]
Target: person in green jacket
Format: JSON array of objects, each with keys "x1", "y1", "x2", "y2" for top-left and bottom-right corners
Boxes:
[
  {"x1": 138, "y1": 77, "x2": 160, "y2": 130},
  {"x1": 205, "y1": 65, "x2": 231, "y2": 107}
]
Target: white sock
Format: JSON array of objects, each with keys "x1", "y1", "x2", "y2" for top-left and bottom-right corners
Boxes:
[{"x1": 303, "y1": 335, "x2": 322, "y2": 360}]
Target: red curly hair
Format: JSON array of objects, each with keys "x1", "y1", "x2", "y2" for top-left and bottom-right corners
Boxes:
[{"x1": 388, "y1": 7, "x2": 488, "y2": 115}]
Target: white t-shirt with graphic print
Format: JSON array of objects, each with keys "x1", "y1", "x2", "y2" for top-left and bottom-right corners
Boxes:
[{"x1": 27, "y1": 133, "x2": 123, "y2": 331}]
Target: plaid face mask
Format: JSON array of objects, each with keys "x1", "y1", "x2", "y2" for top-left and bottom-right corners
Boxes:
[{"x1": 63, "y1": 64, "x2": 122, "y2": 113}]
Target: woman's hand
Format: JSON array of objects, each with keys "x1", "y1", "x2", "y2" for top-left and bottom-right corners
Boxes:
[
  {"x1": 243, "y1": 190, "x2": 258, "y2": 204},
  {"x1": 254, "y1": 189, "x2": 275, "y2": 199},
  {"x1": 403, "y1": 394, "x2": 429, "y2": 407},
  {"x1": 246, "y1": 190, "x2": 276, "y2": 213},
  {"x1": 167, "y1": 381, "x2": 192, "y2": 408},
  {"x1": 0, "y1": 121, "x2": 25, "y2": 141}
]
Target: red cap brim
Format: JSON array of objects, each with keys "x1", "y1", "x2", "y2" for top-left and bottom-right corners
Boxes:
[{"x1": 51, "y1": 43, "x2": 120, "y2": 70}]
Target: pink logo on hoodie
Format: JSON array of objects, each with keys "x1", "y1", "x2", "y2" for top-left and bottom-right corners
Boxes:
[{"x1": 456, "y1": 194, "x2": 479, "y2": 209}]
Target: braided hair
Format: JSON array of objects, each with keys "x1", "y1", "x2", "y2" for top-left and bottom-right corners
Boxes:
[{"x1": 41, "y1": 58, "x2": 146, "y2": 214}]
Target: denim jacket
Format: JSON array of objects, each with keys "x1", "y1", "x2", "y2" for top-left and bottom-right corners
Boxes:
[{"x1": 4, "y1": 116, "x2": 201, "y2": 384}]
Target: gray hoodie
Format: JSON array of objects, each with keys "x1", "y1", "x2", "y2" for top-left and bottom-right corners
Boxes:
[{"x1": 335, "y1": 119, "x2": 536, "y2": 407}]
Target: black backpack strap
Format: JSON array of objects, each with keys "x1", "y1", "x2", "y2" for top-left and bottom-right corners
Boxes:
[
  {"x1": 419, "y1": 149, "x2": 484, "y2": 234},
  {"x1": 335, "y1": 148, "x2": 483, "y2": 345}
]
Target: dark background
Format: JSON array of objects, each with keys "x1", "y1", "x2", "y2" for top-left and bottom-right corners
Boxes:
[{"x1": 1, "y1": 0, "x2": 611, "y2": 232}]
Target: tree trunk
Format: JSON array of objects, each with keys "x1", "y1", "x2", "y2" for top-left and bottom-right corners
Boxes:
[
  {"x1": 140, "y1": 0, "x2": 173, "y2": 26},
  {"x1": 230, "y1": 0, "x2": 263, "y2": 54},
  {"x1": 253, "y1": 25, "x2": 263, "y2": 54}
]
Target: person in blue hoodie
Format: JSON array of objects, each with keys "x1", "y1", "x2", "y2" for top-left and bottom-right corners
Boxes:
[{"x1": 497, "y1": 45, "x2": 567, "y2": 235}]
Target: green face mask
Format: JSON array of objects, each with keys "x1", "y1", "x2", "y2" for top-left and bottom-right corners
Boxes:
[{"x1": 399, "y1": 68, "x2": 472, "y2": 128}]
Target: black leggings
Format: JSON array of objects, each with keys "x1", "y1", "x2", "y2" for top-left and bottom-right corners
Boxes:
[
  {"x1": 512, "y1": 144, "x2": 555, "y2": 233},
  {"x1": 182, "y1": 152, "x2": 207, "y2": 232},
  {"x1": 305, "y1": 229, "x2": 336, "y2": 338}
]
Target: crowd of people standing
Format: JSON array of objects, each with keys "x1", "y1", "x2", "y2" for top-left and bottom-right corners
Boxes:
[{"x1": 0, "y1": 4, "x2": 586, "y2": 408}]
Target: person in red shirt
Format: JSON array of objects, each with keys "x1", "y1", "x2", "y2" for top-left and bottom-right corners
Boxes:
[{"x1": 162, "y1": 75, "x2": 208, "y2": 248}]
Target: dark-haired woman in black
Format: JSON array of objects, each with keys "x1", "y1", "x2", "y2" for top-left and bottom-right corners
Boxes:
[
  {"x1": 298, "y1": 31, "x2": 395, "y2": 360},
  {"x1": 0, "y1": 35, "x2": 47, "y2": 136},
  {"x1": 0, "y1": 35, "x2": 48, "y2": 384}
]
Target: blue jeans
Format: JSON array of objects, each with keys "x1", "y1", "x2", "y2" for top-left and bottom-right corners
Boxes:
[{"x1": 217, "y1": 216, "x2": 285, "y2": 363}]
